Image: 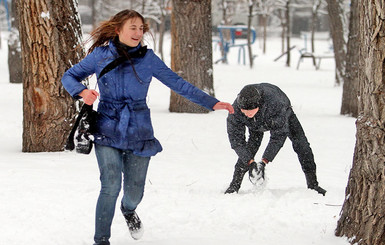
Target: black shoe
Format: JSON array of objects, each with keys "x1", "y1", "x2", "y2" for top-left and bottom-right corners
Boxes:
[
  {"x1": 309, "y1": 185, "x2": 327, "y2": 196},
  {"x1": 225, "y1": 185, "x2": 239, "y2": 194},
  {"x1": 93, "y1": 239, "x2": 110, "y2": 245},
  {"x1": 305, "y1": 172, "x2": 326, "y2": 196},
  {"x1": 122, "y1": 211, "x2": 144, "y2": 240},
  {"x1": 225, "y1": 162, "x2": 249, "y2": 194}
]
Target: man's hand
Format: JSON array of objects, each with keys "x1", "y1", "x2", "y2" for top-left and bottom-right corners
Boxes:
[
  {"x1": 79, "y1": 89, "x2": 99, "y2": 105},
  {"x1": 213, "y1": 102, "x2": 234, "y2": 114}
]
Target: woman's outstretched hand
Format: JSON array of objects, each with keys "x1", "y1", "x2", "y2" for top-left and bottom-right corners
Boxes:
[
  {"x1": 79, "y1": 89, "x2": 99, "y2": 105},
  {"x1": 213, "y1": 102, "x2": 234, "y2": 114}
]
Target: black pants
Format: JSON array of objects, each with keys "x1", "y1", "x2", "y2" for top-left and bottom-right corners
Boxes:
[{"x1": 229, "y1": 112, "x2": 316, "y2": 189}]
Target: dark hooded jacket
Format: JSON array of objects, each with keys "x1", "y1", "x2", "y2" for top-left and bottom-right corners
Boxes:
[{"x1": 227, "y1": 83, "x2": 292, "y2": 163}]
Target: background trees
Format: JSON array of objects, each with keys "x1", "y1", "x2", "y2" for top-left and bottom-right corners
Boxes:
[
  {"x1": 325, "y1": 0, "x2": 347, "y2": 86},
  {"x1": 340, "y1": 0, "x2": 358, "y2": 117},
  {"x1": 7, "y1": 0, "x2": 21, "y2": 84}
]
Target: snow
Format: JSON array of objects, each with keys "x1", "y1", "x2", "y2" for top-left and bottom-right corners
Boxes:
[
  {"x1": 0, "y1": 33, "x2": 354, "y2": 245},
  {"x1": 41, "y1": 12, "x2": 50, "y2": 19}
]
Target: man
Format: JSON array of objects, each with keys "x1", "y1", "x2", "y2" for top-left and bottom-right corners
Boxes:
[{"x1": 225, "y1": 83, "x2": 326, "y2": 195}]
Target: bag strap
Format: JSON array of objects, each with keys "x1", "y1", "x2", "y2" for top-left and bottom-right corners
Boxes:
[
  {"x1": 65, "y1": 56, "x2": 127, "y2": 151},
  {"x1": 98, "y1": 56, "x2": 127, "y2": 79}
]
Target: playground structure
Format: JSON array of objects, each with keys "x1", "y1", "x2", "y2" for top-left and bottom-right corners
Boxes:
[
  {"x1": 0, "y1": 0, "x2": 10, "y2": 31},
  {"x1": 214, "y1": 25, "x2": 257, "y2": 65}
]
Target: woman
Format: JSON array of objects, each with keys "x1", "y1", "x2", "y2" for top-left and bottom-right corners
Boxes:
[{"x1": 61, "y1": 9, "x2": 233, "y2": 245}]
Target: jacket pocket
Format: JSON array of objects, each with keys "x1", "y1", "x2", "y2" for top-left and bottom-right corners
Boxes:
[
  {"x1": 133, "y1": 108, "x2": 154, "y2": 140},
  {"x1": 96, "y1": 110, "x2": 118, "y2": 138}
]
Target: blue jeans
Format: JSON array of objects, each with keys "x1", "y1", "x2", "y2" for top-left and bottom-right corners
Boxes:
[{"x1": 93, "y1": 144, "x2": 150, "y2": 244}]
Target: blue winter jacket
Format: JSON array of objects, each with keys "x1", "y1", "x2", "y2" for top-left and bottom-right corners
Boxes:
[{"x1": 62, "y1": 41, "x2": 219, "y2": 157}]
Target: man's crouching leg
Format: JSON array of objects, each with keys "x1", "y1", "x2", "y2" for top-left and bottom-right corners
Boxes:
[
  {"x1": 305, "y1": 171, "x2": 327, "y2": 196},
  {"x1": 225, "y1": 159, "x2": 248, "y2": 194}
]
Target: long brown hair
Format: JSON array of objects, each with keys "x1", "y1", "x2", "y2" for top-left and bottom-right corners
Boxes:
[{"x1": 86, "y1": 9, "x2": 149, "y2": 55}]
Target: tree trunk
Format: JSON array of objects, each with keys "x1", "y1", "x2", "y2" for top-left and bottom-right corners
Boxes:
[
  {"x1": 91, "y1": 0, "x2": 97, "y2": 29},
  {"x1": 8, "y1": 0, "x2": 22, "y2": 84},
  {"x1": 326, "y1": 0, "x2": 346, "y2": 86},
  {"x1": 219, "y1": 0, "x2": 232, "y2": 64},
  {"x1": 279, "y1": 9, "x2": 286, "y2": 54},
  {"x1": 17, "y1": 0, "x2": 84, "y2": 152},
  {"x1": 261, "y1": 14, "x2": 267, "y2": 54},
  {"x1": 158, "y1": 11, "x2": 166, "y2": 61},
  {"x1": 247, "y1": 3, "x2": 254, "y2": 68},
  {"x1": 158, "y1": 0, "x2": 170, "y2": 61},
  {"x1": 340, "y1": 0, "x2": 358, "y2": 117},
  {"x1": 285, "y1": 0, "x2": 291, "y2": 67},
  {"x1": 310, "y1": 1, "x2": 322, "y2": 53},
  {"x1": 335, "y1": 1, "x2": 385, "y2": 244},
  {"x1": 169, "y1": 0, "x2": 214, "y2": 113}
]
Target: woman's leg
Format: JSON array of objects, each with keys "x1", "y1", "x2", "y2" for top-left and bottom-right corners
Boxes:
[
  {"x1": 120, "y1": 151, "x2": 150, "y2": 214},
  {"x1": 94, "y1": 144, "x2": 123, "y2": 244}
]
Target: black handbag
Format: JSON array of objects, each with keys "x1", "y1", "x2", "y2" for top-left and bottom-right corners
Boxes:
[
  {"x1": 65, "y1": 104, "x2": 98, "y2": 154},
  {"x1": 64, "y1": 55, "x2": 130, "y2": 154}
]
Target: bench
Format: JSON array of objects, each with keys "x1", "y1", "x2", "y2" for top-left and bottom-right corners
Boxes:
[
  {"x1": 297, "y1": 32, "x2": 334, "y2": 70},
  {"x1": 297, "y1": 50, "x2": 334, "y2": 70}
]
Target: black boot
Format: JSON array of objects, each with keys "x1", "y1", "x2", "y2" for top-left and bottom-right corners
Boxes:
[
  {"x1": 225, "y1": 184, "x2": 239, "y2": 194},
  {"x1": 93, "y1": 238, "x2": 110, "y2": 245},
  {"x1": 225, "y1": 164, "x2": 248, "y2": 194},
  {"x1": 305, "y1": 172, "x2": 326, "y2": 196},
  {"x1": 121, "y1": 207, "x2": 144, "y2": 240},
  {"x1": 93, "y1": 242, "x2": 109, "y2": 245}
]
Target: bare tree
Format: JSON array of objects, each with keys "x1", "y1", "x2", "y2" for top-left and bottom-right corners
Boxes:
[
  {"x1": 254, "y1": 0, "x2": 276, "y2": 54},
  {"x1": 218, "y1": 0, "x2": 236, "y2": 63},
  {"x1": 325, "y1": 0, "x2": 347, "y2": 85},
  {"x1": 340, "y1": 0, "x2": 358, "y2": 117},
  {"x1": 157, "y1": 0, "x2": 171, "y2": 61},
  {"x1": 17, "y1": 0, "x2": 84, "y2": 152},
  {"x1": 246, "y1": 0, "x2": 256, "y2": 68},
  {"x1": 8, "y1": 0, "x2": 22, "y2": 84},
  {"x1": 335, "y1": 1, "x2": 385, "y2": 244},
  {"x1": 219, "y1": 0, "x2": 236, "y2": 25},
  {"x1": 309, "y1": 0, "x2": 327, "y2": 53},
  {"x1": 273, "y1": 0, "x2": 293, "y2": 66},
  {"x1": 284, "y1": 0, "x2": 291, "y2": 66},
  {"x1": 275, "y1": 8, "x2": 286, "y2": 54},
  {"x1": 170, "y1": 0, "x2": 215, "y2": 113},
  {"x1": 92, "y1": 0, "x2": 119, "y2": 27}
]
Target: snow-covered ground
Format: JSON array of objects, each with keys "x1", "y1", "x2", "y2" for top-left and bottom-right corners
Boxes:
[{"x1": 0, "y1": 32, "x2": 355, "y2": 245}]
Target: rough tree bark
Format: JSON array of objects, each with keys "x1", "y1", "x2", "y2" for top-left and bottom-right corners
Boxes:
[
  {"x1": 170, "y1": 0, "x2": 215, "y2": 113},
  {"x1": 335, "y1": 1, "x2": 385, "y2": 244},
  {"x1": 340, "y1": 0, "x2": 358, "y2": 117},
  {"x1": 17, "y1": 0, "x2": 84, "y2": 152}
]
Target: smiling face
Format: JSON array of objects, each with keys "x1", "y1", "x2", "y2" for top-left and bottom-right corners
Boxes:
[
  {"x1": 116, "y1": 17, "x2": 144, "y2": 47},
  {"x1": 241, "y1": 107, "x2": 259, "y2": 118}
]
